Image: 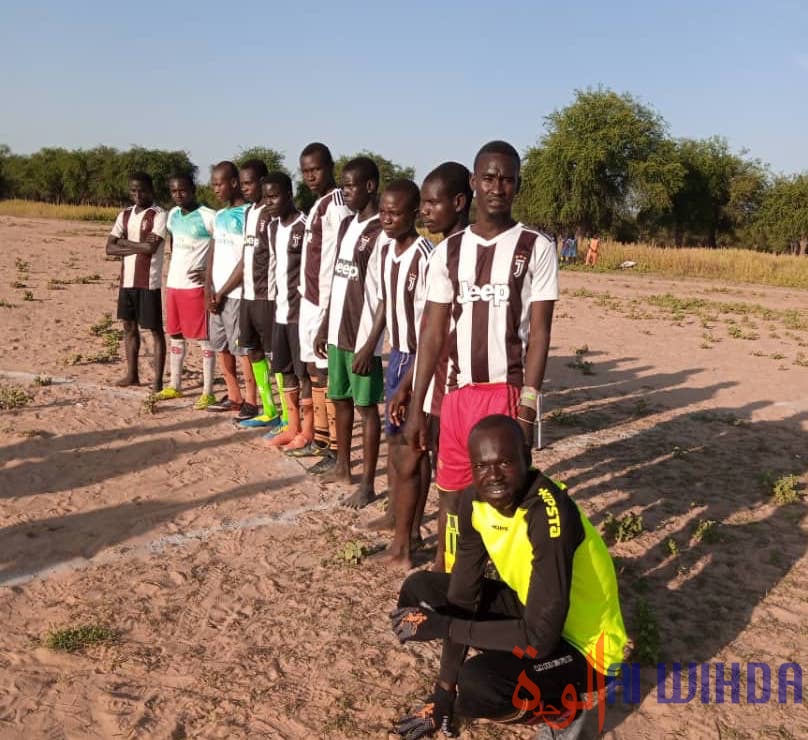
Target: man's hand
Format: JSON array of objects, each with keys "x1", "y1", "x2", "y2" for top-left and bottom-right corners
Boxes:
[
  {"x1": 516, "y1": 404, "x2": 536, "y2": 447},
  {"x1": 209, "y1": 291, "x2": 223, "y2": 315},
  {"x1": 389, "y1": 382, "x2": 411, "y2": 427},
  {"x1": 395, "y1": 685, "x2": 456, "y2": 739},
  {"x1": 145, "y1": 233, "x2": 163, "y2": 245},
  {"x1": 189, "y1": 268, "x2": 206, "y2": 286},
  {"x1": 402, "y1": 410, "x2": 428, "y2": 452},
  {"x1": 352, "y1": 344, "x2": 373, "y2": 375},
  {"x1": 390, "y1": 605, "x2": 450, "y2": 643},
  {"x1": 314, "y1": 329, "x2": 328, "y2": 359}
]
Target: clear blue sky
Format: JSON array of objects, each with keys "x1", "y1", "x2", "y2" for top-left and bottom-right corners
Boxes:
[{"x1": 2, "y1": 0, "x2": 807, "y2": 182}]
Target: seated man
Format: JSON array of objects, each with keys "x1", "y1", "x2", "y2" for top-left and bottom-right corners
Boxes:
[{"x1": 391, "y1": 414, "x2": 628, "y2": 738}]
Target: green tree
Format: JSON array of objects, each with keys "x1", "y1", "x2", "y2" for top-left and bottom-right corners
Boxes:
[
  {"x1": 334, "y1": 150, "x2": 415, "y2": 192},
  {"x1": 233, "y1": 147, "x2": 287, "y2": 173},
  {"x1": 516, "y1": 87, "x2": 681, "y2": 237},
  {"x1": 660, "y1": 137, "x2": 767, "y2": 247},
  {"x1": 752, "y1": 175, "x2": 808, "y2": 255}
]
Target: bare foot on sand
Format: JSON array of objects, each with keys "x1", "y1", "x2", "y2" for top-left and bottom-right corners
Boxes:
[
  {"x1": 364, "y1": 511, "x2": 395, "y2": 531},
  {"x1": 368, "y1": 545, "x2": 413, "y2": 571},
  {"x1": 321, "y1": 465, "x2": 351, "y2": 485},
  {"x1": 341, "y1": 484, "x2": 375, "y2": 509},
  {"x1": 115, "y1": 375, "x2": 140, "y2": 387}
]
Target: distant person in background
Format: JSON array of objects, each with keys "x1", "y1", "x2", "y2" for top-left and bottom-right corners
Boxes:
[
  {"x1": 157, "y1": 173, "x2": 217, "y2": 408},
  {"x1": 561, "y1": 234, "x2": 577, "y2": 263},
  {"x1": 105, "y1": 172, "x2": 167, "y2": 392},
  {"x1": 585, "y1": 235, "x2": 600, "y2": 266}
]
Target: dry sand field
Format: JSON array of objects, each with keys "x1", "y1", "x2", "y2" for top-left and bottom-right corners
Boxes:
[{"x1": 0, "y1": 215, "x2": 806, "y2": 740}]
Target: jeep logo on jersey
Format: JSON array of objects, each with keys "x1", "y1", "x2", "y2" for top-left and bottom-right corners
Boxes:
[
  {"x1": 407, "y1": 272, "x2": 417, "y2": 292},
  {"x1": 244, "y1": 235, "x2": 258, "y2": 248},
  {"x1": 513, "y1": 254, "x2": 527, "y2": 278},
  {"x1": 334, "y1": 258, "x2": 359, "y2": 280},
  {"x1": 457, "y1": 280, "x2": 510, "y2": 306}
]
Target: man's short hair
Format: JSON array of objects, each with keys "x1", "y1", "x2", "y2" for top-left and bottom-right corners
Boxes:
[
  {"x1": 423, "y1": 161, "x2": 473, "y2": 213},
  {"x1": 213, "y1": 160, "x2": 239, "y2": 180},
  {"x1": 383, "y1": 178, "x2": 420, "y2": 211},
  {"x1": 240, "y1": 158, "x2": 269, "y2": 179},
  {"x1": 300, "y1": 142, "x2": 334, "y2": 167},
  {"x1": 261, "y1": 171, "x2": 293, "y2": 195},
  {"x1": 168, "y1": 171, "x2": 195, "y2": 189},
  {"x1": 343, "y1": 156, "x2": 379, "y2": 185},
  {"x1": 473, "y1": 140, "x2": 521, "y2": 173},
  {"x1": 129, "y1": 171, "x2": 154, "y2": 189},
  {"x1": 469, "y1": 414, "x2": 527, "y2": 450}
]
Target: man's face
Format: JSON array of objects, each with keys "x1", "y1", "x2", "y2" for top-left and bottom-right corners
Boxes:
[
  {"x1": 300, "y1": 153, "x2": 329, "y2": 196},
  {"x1": 129, "y1": 179, "x2": 153, "y2": 208},
  {"x1": 419, "y1": 178, "x2": 459, "y2": 235},
  {"x1": 264, "y1": 183, "x2": 292, "y2": 219},
  {"x1": 341, "y1": 169, "x2": 371, "y2": 212},
  {"x1": 469, "y1": 427, "x2": 528, "y2": 515},
  {"x1": 240, "y1": 168, "x2": 262, "y2": 204},
  {"x1": 169, "y1": 178, "x2": 195, "y2": 210},
  {"x1": 379, "y1": 190, "x2": 416, "y2": 240},
  {"x1": 471, "y1": 153, "x2": 519, "y2": 220},
  {"x1": 212, "y1": 168, "x2": 237, "y2": 203}
]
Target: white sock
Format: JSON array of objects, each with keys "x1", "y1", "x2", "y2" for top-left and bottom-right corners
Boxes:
[
  {"x1": 169, "y1": 338, "x2": 187, "y2": 390},
  {"x1": 200, "y1": 340, "x2": 215, "y2": 396}
]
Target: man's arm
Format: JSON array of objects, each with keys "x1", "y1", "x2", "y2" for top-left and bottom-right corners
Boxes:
[
  {"x1": 106, "y1": 233, "x2": 163, "y2": 257},
  {"x1": 517, "y1": 299, "x2": 555, "y2": 441},
  {"x1": 216, "y1": 258, "x2": 244, "y2": 299},
  {"x1": 353, "y1": 300, "x2": 385, "y2": 375}
]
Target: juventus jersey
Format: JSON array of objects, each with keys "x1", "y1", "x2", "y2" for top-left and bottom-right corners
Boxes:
[
  {"x1": 242, "y1": 203, "x2": 275, "y2": 301},
  {"x1": 110, "y1": 205, "x2": 167, "y2": 290},
  {"x1": 327, "y1": 214, "x2": 385, "y2": 353},
  {"x1": 426, "y1": 223, "x2": 559, "y2": 388},
  {"x1": 270, "y1": 211, "x2": 307, "y2": 324},
  {"x1": 378, "y1": 236, "x2": 433, "y2": 354},
  {"x1": 299, "y1": 188, "x2": 352, "y2": 307}
]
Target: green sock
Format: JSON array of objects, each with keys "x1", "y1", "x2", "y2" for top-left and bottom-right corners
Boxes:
[
  {"x1": 275, "y1": 372, "x2": 288, "y2": 424},
  {"x1": 251, "y1": 358, "x2": 277, "y2": 419}
]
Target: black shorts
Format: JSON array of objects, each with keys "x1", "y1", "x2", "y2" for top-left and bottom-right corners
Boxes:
[
  {"x1": 239, "y1": 299, "x2": 274, "y2": 353},
  {"x1": 117, "y1": 288, "x2": 163, "y2": 330},
  {"x1": 272, "y1": 322, "x2": 306, "y2": 379}
]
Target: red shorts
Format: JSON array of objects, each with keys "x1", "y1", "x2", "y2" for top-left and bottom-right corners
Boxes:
[
  {"x1": 165, "y1": 287, "x2": 207, "y2": 340},
  {"x1": 436, "y1": 383, "x2": 519, "y2": 492}
]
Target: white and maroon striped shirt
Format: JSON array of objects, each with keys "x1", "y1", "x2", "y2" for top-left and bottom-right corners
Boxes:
[
  {"x1": 270, "y1": 211, "x2": 307, "y2": 324},
  {"x1": 426, "y1": 223, "x2": 558, "y2": 388},
  {"x1": 110, "y1": 205, "x2": 167, "y2": 290},
  {"x1": 242, "y1": 203, "x2": 275, "y2": 301},
  {"x1": 378, "y1": 236, "x2": 433, "y2": 354},
  {"x1": 299, "y1": 188, "x2": 352, "y2": 308},
  {"x1": 327, "y1": 214, "x2": 385, "y2": 353}
]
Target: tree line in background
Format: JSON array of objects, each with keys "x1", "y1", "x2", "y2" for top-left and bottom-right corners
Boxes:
[{"x1": 1, "y1": 87, "x2": 806, "y2": 254}]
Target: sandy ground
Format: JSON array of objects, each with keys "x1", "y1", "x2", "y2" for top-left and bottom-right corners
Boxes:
[{"x1": 0, "y1": 215, "x2": 806, "y2": 740}]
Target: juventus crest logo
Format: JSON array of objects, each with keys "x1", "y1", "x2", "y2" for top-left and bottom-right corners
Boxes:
[
  {"x1": 358, "y1": 235, "x2": 370, "y2": 251},
  {"x1": 513, "y1": 254, "x2": 527, "y2": 278},
  {"x1": 291, "y1": 233, "x2": 302, "y2": 249},
  {"x1": 407, "y1": 272, "x2": 417, "y2": 292}
]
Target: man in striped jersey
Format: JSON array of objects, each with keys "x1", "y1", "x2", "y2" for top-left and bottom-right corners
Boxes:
[
  {"x1": 314, "y1": 157, "x2": 385, "y2": 507},
  {"x1": 405, "y1": 142, "x2": 559, "y2": 573},
  {"x1": 289, "y1": 143, "x2": 352, "y2": 468},
  {"x1": 357, "y1": 179, "x2": 432, "y2": 542},
  {"x1": 105, "y1": 172, "x2": 167, "y2": 392},
  {"x1": 156, "y1": 173, "x2": 217, "y2": 408},
  {"x1": 261, "y1": 172, "x2": 311, "y2": 449},
  {"x1": 237, "y1": 159, "x2": 286, "y2": 428},
  {"x1": 381, "y1": 163, "x2": 473, "y2": 570},
  {"x1": 204, "y1": 162, "x2": 256, "y2": 415}
]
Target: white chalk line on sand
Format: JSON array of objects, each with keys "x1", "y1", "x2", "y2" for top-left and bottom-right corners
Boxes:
[
  {"x1": 1, "y1": 500, "x2": 340, "y2": 588},
  {"x1": 0, "y1": 369, "x2": 146, "y2": 399}
]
